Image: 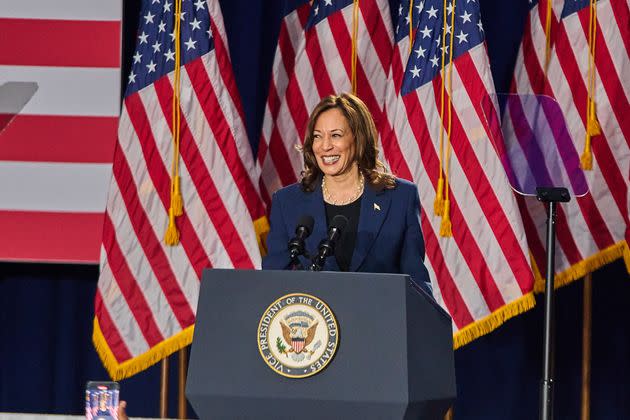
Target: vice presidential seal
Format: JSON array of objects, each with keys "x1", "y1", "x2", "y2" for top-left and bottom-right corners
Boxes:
[{"x1": 257, "y1": 293, "x2": 338, "y2": 378}]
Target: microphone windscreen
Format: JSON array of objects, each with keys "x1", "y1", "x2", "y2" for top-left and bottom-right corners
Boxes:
[
  {"x1": 297, "y1": 214, "x2": 315, "y2": 235},
  {"x1": 330, "y1": 214, "x2": 348, "y2": 233}
]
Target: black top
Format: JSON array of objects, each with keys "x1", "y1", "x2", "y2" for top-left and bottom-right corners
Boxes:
[{"x1": 324, "y1": 196, "x2": 362, "y2": 271}]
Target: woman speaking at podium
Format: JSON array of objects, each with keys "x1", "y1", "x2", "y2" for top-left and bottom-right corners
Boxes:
[{"x1": 262, "y1": 93, "x2": 431, "y2": 295}]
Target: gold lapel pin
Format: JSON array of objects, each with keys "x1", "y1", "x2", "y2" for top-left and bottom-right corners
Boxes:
[{"x1": 374, "y1": 203, "x2": 381, "y2": 211}]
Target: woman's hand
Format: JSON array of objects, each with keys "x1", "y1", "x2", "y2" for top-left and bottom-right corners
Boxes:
[{"x1": 118, "y1": 400, "x2": 128, "y2": 420}]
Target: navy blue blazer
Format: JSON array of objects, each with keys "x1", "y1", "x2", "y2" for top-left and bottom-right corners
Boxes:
[{"x1": 262, "y1": 177, "x2": 432, "y2": 294}]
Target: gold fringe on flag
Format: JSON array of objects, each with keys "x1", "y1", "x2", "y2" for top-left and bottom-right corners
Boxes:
[
  {"x1": 254, "y1": 215, "x2": 271, "y2": 256},
  {"x1": 453, "y1": 292, "x2": 536, "y2": 349},
  {"x1": 93, "y1": 318, "x2": 195, "y2": 381},
  {"x1": 532, "y1": 240, "x2": 630, "y2": 293},
  {"x1": 453, "y1": 240, "x2": 630, "y2": 349}
]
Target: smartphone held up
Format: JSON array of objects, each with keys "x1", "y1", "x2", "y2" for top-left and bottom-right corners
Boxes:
[{"x1": 85, "y1": 381, "x2": 120, "y2": 420}]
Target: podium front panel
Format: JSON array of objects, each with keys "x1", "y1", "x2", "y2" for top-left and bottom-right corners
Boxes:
[{"x1": 187, "y1": 269, "x2": 455, "y2": 419}]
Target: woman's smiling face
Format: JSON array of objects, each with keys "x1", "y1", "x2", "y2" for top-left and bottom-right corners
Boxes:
[{"x1": 312, "y1": 107, "x2": 357, "y2": 177}]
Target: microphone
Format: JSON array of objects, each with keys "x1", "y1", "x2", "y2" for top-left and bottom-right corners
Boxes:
[
  {"x1": 310, "y1": 215, "x2": 348, "y2": 271},
  {"x1": 288, "y1": 215, "x2": 315, "y2": 262}
]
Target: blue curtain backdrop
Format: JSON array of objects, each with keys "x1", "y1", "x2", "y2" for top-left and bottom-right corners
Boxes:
[{"x1": 1, "y1": 0, "x2": 629, "y2": 418}]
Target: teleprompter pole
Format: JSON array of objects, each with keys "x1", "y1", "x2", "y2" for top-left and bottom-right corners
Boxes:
[{"x1": 536, "y1": 187, "x2": 570, "y2": 420}]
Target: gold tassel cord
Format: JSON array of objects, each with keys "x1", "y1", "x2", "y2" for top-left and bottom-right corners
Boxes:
[
  {"x1": 172, "y1": 0, "x2": 183, "y2": 216},
  {"x1": 581, "y1": 0, "x2": 600, "y2": 170},
  {"x1": 408, "y1": 0, "x2": 414, "y2": 57},
  {"x1": 439, "y1": 0, "x2": 457, "y2": 237},
  {"x1": 434, "y1": 0, "x2": 449, "y2": 216},
  {"x1": 543, "y1": 0, "x2": 553, "y2": 73},
  {"x1": 434, "y1": 177, "x2": 445, "y2": 215},
  {"x1": 164, "y1": 207, "x2": 180, "y2": 245},
  {"x1": 351, "y1": 0, "x2": 360, "y2": 94},
  {"x1": 165, "y1": 0, "x2": 184, "y2": 245}
]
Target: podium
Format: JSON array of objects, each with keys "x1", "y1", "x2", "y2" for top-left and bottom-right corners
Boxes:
[{"x1": 186, "y1": 269, "x2": 456, "y2": 419}]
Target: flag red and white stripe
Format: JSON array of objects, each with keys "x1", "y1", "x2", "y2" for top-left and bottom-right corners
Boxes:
[
  {"x1": 511, "y1": 0, "x2": 630, "y2": 283},
  {"x1": 258, "y1": 0, "x2": 394, "y2": 202},
  {"x1": 258, "y1": 1, "x2": 311, "y2": 206},
  {"x1": 94, "y1": 0, "x2": 266, "y2": 379},
  {"x1": 0, "y1": 0, "x2": 122, "y2": 262},
  {"x1": 380, "y1": 0, "x2": 536, "y2": 345}
]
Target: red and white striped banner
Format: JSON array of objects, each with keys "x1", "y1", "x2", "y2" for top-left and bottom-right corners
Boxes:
[{"x1": 0, "y1": 0, "x2": 122, "y2": 263}]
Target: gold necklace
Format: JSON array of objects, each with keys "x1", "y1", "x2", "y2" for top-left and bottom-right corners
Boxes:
[{"x1": 322, "y1": 175, "x2": 365, "y2": 205}]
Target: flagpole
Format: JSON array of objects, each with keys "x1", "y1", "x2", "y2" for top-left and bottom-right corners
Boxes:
[
  {"x1": 160, "y1": 358, "x2": 169, "y2": 418},
  {"x1": 445, "y1": 406, "x2": 454, "y2": 420},
  {"x1": 580, "y1": 273, "x2": 592, "y2": 420},
  {"x1": 178, "y1": 347, "x2": 188, "y2": 419}
]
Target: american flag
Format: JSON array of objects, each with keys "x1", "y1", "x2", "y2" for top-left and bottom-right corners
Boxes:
[
  {"x1": 380, "y1": 0, "x2": 536, "y2": 346},
  {"x1": 0, "y1": 0, "x2": 122, "y2": 262},
  {"x1": 93, "y1": 0, "x2": 267, "y2": 379},
  {"x1": 511, "y1": 0, "x2": 629, "y2": 286},
  {"x1": 258, "y1": 0, "x2": 311, "y2": 206},
  {"x1": 257, "y1": 0, "x2": 394, "y2": 202}
]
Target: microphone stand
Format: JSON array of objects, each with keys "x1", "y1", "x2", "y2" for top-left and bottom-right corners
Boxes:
[
  {"x1": 286, "y1": 217, "x2": 314, "y2": 270},
  {"x1": 288, "y1": 248, "x2": 308, "y2": 270},
  {"x1": 310, "y1": 238, "x2": 334, "y2": 271},
  {"x1": 536, "y1": 187, "x2": 570, "y2": 420},
  {"x1": 310, "y1": 215, "x2": 347, "y2": 271}
]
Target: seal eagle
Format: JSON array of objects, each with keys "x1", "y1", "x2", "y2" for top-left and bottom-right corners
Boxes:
[{"x1": 280, "y1": 321, "x2": 318, "y2": 354}]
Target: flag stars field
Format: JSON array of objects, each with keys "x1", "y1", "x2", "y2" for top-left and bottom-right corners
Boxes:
[
  {"x1": 415, "y1": 45, "x2": 426, "y2": 58},
  {"x1": 456, "y1": 30, "x2": 468, "y2": 44},
  {"x1": 190, "y1": 18, "x2": 202, "y2": 31},
  {"x1": 185, "y1": 37, "x2": 197, "y2": 50},
  {"x1": 144, "y1": 11, "x2": 155, "y2": 24}
]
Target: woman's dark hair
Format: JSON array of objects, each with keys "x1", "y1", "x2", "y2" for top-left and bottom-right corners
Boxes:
[{"x1": 300, "y1": 93, "x2": 396, "y2": 192}]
